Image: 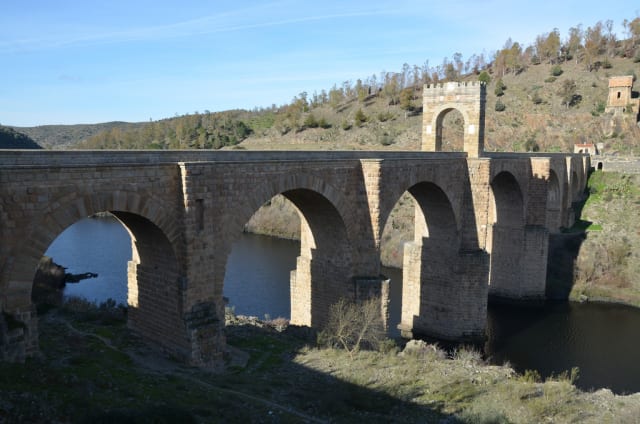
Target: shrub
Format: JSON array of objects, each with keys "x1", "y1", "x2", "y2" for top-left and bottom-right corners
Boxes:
[
  {"x1": 545, "y1": 76, "x2": 557, "y2": 83},
  {"x1": 494, "y1": 79, "x2": 505, "y2": 97},
  {"x1": 317, "y1": 297, "x2": 387, "y2": 358},
  {"x1": 591, "y1": 101, "x2": 606, "y2": 116},
  {"x1": 303, "y1": 113, "x2": 319, "y2": 128},
  {"x1": 495, "y1": 100, "x2": 506, "y2": 112},
  {"x1": 377, "y1": 111, "x2": 395, "y2": 122},
  {"x1": 354, "y1": 109, "x2": 367, "y2": 127},
  {"x1": 520, "y1": 369, "x2": 542, "y2": 383},
  {"x1": 318, "y1": 117, "x2": 331, "y2": 129},
  {"x1": 531, "y1": 92, "x2": 543, "y2": 104},
  {"x1": 551, "y1": 65, "x2": 563, "y2": 76}
]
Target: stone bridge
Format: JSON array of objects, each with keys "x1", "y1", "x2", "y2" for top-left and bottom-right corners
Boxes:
[
  {"x1": 0, "y1": 149, "x2": 588, "y2": 366},
  {"x1": 0, "y1": 82, "x2": 590, "y2": 367}
]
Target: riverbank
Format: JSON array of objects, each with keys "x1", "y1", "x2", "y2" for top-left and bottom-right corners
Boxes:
[
  {"x1": 2, "y1": 299, "x2": 639, "y2": 423},
  {"x1": 569, "y1": 172, "x2": 640, "y2": 308}
]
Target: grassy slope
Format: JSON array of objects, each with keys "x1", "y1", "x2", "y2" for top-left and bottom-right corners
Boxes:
[
  {"x1": 569, "y1": 171, "x2": 640, "y2": 306},
  {"x1": 3, "y1": 301, "x2": 639, "y2": 423}
]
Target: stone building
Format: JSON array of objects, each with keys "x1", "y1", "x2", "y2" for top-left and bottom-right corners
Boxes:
[{"x1": 605, "y1": 75, "x2": 639, "y2": 117}]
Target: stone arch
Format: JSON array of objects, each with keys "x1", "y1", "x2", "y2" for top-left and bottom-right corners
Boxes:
[
  {"x1": 489, "y1": 171, "x2": 525, "y2": 227},
  {"x1": 395, "y1": 180, "x2": 489, "y2": 341},
  {"x1": 546, "y1": 170, "x2": 563, "y2": 232},
  {"x1": 431, "y1": 106, "x2": 471, "y2": 152},
  {"x1": 220, "y1": 176, "x2": 355, "y2": 328},
  {"x1": 487, "y1": 171, "x2": 525, "y2": 298},
  {"x1": 422, "y1": 82, "x2": 486, "y2": 157},
  {"x1": 3, "y1": 190, "x2": 186, "y2": 359}
]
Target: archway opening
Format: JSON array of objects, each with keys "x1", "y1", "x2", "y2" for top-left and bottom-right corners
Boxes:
[
  {"x1": 488, "y1": 171, "x2": 525, "y2": 297},
  {"x1": 223, "y1": 194, "x2": 300, "y2": 321},
  {"x1": 380, "y1": 182, "x2": 460, "y2": 339},
  {"x1": 436, "y1": 108, "x2": 465, "y2": 152},
  {"x1": 546, "y1": 170, "x2": 562, "y2": 233},
  {"x1": 223, "y1": 189, "x2": 353, "y2": 328},
  {"x1": 34, "y1": 214, "x2": 131, "y2": 306},
  {"x1": 31, "y1": 209, "x2": 183, "y2": 349},
  {"x1": 379, "y1": 191, "x2": 415, "y2": 336}
]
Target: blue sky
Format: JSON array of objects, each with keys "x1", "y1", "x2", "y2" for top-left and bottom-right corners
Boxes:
[{"x1": 0, "y1": 1, "x2": 636, "y2": 126}]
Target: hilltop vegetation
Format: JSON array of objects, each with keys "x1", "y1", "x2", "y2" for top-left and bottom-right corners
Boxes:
[
  {"x1": 8, "y1": 16, "x2": 640, "y2": 155},
  {"x1": 0, "y1": 126, "x2": 41, "y2": 149},
  {"x1": 9, "y1": 122, "x2": 142, "y2": 149}
]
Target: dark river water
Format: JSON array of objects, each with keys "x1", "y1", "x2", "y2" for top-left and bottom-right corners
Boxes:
[{"x1": 46, "y1": 216, "x2": 640, "y2": 394}]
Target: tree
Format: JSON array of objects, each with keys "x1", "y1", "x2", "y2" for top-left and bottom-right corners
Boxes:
[
  {"x1": 453, "y1": 52, "x2": 464, "y2": 78},
  {"x1": 399, "y1": 88, "x2": 414, "y2": 111},
  {"x1": 382, "y1": 72, "x2": 401, "y2": 105},
  {"x1": 536, "y1": 29, "x2": 561, "y2": 63},
  {"x1": 558, "y1": 79, "x2": 578, "y2": 108},
  {"x1": 328, "y1": 84, "x2": 344, "y2": 109},
  {"x1": 355, "y1": 79, "x2": 367, "y2": 103},
  {"x1": 584, "y1": 22, "x2": 605, "y2": 70},
  {"x1": 478, "y1": 71, "x2": 491, "y2": 84},
  {"x1": 565, "y1": 25, "x2": 584, "y2": 63},
  {"x1": 624, "y1": 17, "x2": 640, "y2": 48}
]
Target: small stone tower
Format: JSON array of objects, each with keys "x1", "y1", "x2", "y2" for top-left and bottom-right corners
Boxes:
[
  {"x1": 605, "y1": 75, "x2": 639, "y2": 116},
  {"x1": 422, "y1": 81, "x2": 486, "y2": 158}
]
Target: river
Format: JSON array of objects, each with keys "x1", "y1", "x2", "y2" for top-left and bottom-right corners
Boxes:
[{"x1": 46, "y1": 216, "x2": 640, "y2": 393}]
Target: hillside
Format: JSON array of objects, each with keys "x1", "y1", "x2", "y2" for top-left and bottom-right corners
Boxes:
[
  {"x1": 9, "y1": 15, "x2": 640, "y2": 154},
  {"x1": 239, "y1": 59, "x2": 640, "y2": 154},
  {"x1": 0, "y1": 126, "x2": 41, "y2": 149},
  {"x1": 9, "y1": 122, "x2": 144, "y2": 149},
  {"x1": 18, "y1": 56, "x2": 639, "y2": 155}
]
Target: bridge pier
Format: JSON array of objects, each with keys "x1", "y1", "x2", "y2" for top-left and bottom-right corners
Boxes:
[
  {"x1": 399, "y1": 240, "x2": 489, "y2": 341},
  {"x1": 0, "y1": 304, "x2": 37, "y2": 362},
  {"x1": 488, "y1": 224, "x2": 549, "y2": 301}
]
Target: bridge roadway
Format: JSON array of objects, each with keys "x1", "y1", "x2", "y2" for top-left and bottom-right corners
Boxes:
[{"x1": 0, "y1": 150, "x2": 589, "y2": 367}]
